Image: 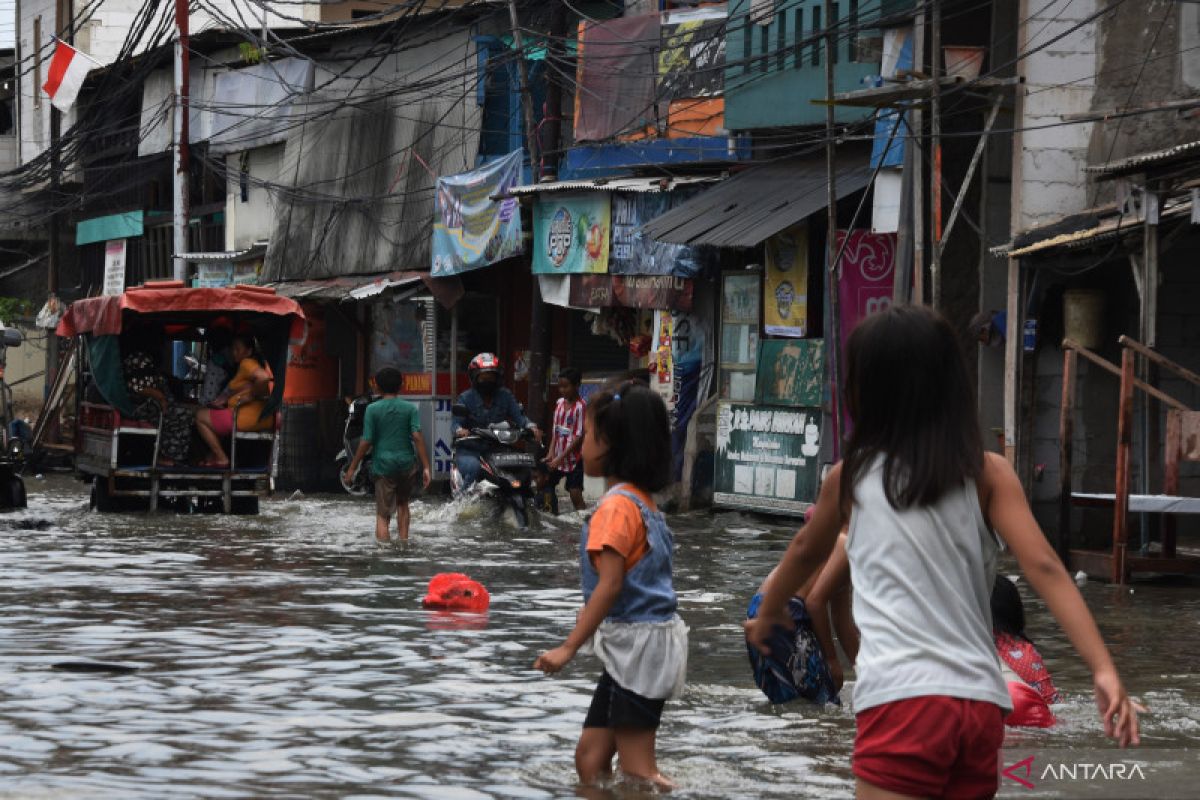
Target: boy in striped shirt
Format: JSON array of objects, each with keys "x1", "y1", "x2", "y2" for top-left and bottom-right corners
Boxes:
[{"x1": 543, "y1": 368, "x2": 587, "y2": 512}]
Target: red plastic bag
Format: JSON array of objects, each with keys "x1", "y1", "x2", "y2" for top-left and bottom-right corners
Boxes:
[{"x1": 422, "y1": 573, "x2": 490, "y2": 613}]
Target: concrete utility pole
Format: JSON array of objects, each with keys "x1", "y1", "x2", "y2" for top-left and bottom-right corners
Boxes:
[
  {"x1": 508, "y1": 0, "x2": 550, "y2": 425},
  {"x1": 172, "y1": 0, "x2": 190, "y2": 281},
  {"x1": 823, "y1": 0, "x2": 844, "y2": 455}
]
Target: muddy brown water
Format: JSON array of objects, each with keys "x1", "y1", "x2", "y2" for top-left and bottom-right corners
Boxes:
[{"x1": 1, "y1": 476, "x2": 1198, "y2": 798}]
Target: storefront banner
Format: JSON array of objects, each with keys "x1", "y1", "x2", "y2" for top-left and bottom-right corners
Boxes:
[
  {"x1": 569, "y1": 274, "x2": 693, "y2": 311},
  {"x1": 657, "y1": 14, "x2": 726, "y2": 100},
  {"x1": 532, "y1": 194, "x2": 611, "y2": 274},
  {"x1": 669, "y1": 309, "x2": 710, "y2": 481},
  {"x1": 837, "y1": 230, "x2": 897, "y2": 351},
  {"x1": 763, "y1": 224, "x2": 809, "y2": 337},
  {"x1": 714, "y1": 402, "x2": 822, "y2": 515},
  {"x1": 610, "y1": 193, "x2": 706, "y2": 277},
  {"x1": 756, "y1": 339, "x2": 824, "y2": 408},
  {"x1": 432, "y1": 150, "x2": 524, "y2": 277}
]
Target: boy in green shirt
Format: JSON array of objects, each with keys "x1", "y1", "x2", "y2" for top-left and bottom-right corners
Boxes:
[{"x1": 342, "y1": 366, "x2": 432, "y2": 542}]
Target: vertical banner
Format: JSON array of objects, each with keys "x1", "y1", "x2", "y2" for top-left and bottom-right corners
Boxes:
[
  {"x1": 669, "y1": 309, "x2": 709, "y2": 481},
  {"x1": 837, "y1": 230, "x2": 897, "y2": 350},
  {"x1": 102, "y1": 240, "x2": 127, "y2": 296},
  {"x1": 431, "y1": 150, "x2": 524, "y2": 276},
  {"x1": 763, "y1": 224, "x2": 809, "y2": 337},
  {"x1": 532, "y1": 194, "x2": 611, "y2": 274},
  {"x1": 652, "y1": 310, "x2": 674, "y2": 410}
]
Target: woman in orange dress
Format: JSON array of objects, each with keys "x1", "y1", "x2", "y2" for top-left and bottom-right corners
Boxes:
[{"x1": 194, "y1": 334, "x2": 273, "y2": 467}]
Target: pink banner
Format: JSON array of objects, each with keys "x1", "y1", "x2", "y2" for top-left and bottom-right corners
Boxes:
[{"x1": 837, "y1": 230, "x2": 897, "y2": 350}]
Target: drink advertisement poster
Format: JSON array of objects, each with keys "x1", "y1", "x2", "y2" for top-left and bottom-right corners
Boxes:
[
  {"x1": 836, "y1": 229, "x2": 897, "y2": 349},
  {"x1": 756, "y1": 339, "x2": 824, "y2": 408},
  {"x1": 763, "y1": 223, "x2": 808, "y2": 337},
  {"x1": 713, "y1": 402, "x2": 822, "y2": 515},
  {"x1": 532, "y1": 194, "x2": 611, "y2": 274},
  {"x1": 431, "y1": 150, "x2": 524, "y2": 277}
]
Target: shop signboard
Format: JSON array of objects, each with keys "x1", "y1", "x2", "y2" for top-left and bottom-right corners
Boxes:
[
  {"x1": 102, "y1": 240, "x2": 127, "y2": 295},
  {"x1": 837, "y1": 229, "x2": 897, "y2": 349},
  {"x1": 568, "y1": 274, "x2": 693, "y2": 310},
  {"x1": 431, "y1": 150, "x2": 524, "y2": 276},
  {"x1": 532, "y1": 193, "x2": 611, "y2": 274},
  {"x1": 756, "y1": 339, "x2": 824, "y2": 408},
  {"x1": 763, "y1": 224, "x2": 808, "y2": 337},
  {"x1": 610, "y1": 193, "x2": 706, "y2": 277},
  {"x1": 714, "y1": 402, "x2": 822, "y2": 515}
]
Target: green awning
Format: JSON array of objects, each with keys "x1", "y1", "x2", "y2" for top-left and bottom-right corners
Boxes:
[{"x1": 76, "y1": 211, "x2": 144, "y2": 246}]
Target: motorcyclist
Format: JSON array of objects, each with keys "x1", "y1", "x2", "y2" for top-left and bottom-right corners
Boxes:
[{"x1": 453, "y1": 353, "x2": 541, "y2": 488}]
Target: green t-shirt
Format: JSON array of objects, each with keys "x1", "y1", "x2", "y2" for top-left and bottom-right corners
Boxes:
[{"x1": 363, "y1": 397, "x2": 421, "y2": 477}]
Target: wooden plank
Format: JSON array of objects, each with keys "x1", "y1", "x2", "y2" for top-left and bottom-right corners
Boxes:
[
  {"x1": 1165, "y1": 409, "x2": 1181, "y2": 558},
  {"x1": 1113, "y1": 347, "x2": 1135, "y2": 584},
  {"x1": 1063, "y1": 338, "x2": 1188, "y2": 410},
  {"x1": 1070, "y1": 549, "x2": 1200, "y2": 579},
  {"x1": 1057, "y1": 348, "x2": 1077, "y2": 566},
  {"x1": 1119, "y1": 335, "x2": 1200, "y2": 388}
]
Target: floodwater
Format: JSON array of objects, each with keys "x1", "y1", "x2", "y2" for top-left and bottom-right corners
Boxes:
[{"x1": 0, "y1": 476, "x2": 1198, "y2": 799}]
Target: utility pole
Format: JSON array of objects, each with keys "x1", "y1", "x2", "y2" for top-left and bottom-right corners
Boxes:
[
  {"x1": 46, "y1": 0, "x2": 68, "y2": 413},
  {"x1": 823, "y1": 0, "x2": 842, "y2": 454},
  {"x1": 910, "y1": 11, "x2": 925, "y2": 303},
  {"x1": 929, "y1": 0, "x2": 942, "y2": 308},
  {"x1": 508, "y1": 0, "x2": 549, "y2": 425},
  {"x1": 172, "y1": 0, "x2": 190, "y2": 281}
]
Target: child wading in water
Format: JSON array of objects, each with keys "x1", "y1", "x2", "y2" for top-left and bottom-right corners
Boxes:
[
  {"x1": 747, "y1": 305, "x2": 1139, "y2": 800},
  {"x1": 534, "y1": 383, "x2": 687, "y2": 790}
]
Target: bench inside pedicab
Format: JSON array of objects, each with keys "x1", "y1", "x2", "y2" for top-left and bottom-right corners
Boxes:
[{"x1": 57, "y1": 282, "x2": 307, "y2": 513}]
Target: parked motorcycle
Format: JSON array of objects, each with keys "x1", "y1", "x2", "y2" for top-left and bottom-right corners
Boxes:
[
  {"x1": 334, "y1": 394, "x2": 374, "y2": 495},
  {"x1": 449, "y1": 403, "x2": 538, "y2": 529},
  {"x1": 0, "y1": 324, "x2": 25, "y2": 509}
]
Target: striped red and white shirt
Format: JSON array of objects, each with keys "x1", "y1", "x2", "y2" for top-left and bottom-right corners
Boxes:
[{"x1": 549, "y1": 396, "x2": 586, "y2": 472}]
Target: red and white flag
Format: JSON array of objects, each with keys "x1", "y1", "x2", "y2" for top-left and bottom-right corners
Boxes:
[{"x1": 42, "y1": 40, "x2": 99, "y2": 113}]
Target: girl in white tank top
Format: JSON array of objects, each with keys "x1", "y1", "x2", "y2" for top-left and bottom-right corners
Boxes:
[{"x1": 746, "y1": 305, "x2": 1139, "y2": 799}]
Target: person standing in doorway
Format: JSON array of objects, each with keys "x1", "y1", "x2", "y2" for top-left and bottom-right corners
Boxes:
[
  {"x1": 544, "y1": 368, "x2": 587, "y2": 513},
  {"x1": 343, "y1": 366, "x2": 432, "y2": 543}
]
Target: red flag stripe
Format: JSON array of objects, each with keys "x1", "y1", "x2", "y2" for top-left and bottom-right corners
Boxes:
[{"x1": 42, "y1": 41, "x2": 77, "y2": 98}]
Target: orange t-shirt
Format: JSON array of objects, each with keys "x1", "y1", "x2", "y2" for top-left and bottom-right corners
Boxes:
[{"x1": 586, "y1": 486, "x2": 656, "y2": 573}]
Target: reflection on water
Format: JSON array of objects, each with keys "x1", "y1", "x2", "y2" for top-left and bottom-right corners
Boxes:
[{"x1": 0, "y1": 476, "x2": 1197, "y2": 798}]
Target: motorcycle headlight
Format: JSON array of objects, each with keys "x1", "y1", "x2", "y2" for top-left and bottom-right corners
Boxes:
[{"x1": 9, "y1": 438, "x2": 23, "y2": 461}]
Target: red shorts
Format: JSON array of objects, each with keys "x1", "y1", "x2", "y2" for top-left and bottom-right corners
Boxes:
[{"x1": 853, "y1": 696, "x2": 1005, "y2": 799}]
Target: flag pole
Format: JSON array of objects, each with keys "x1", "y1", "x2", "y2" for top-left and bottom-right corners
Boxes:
[{"x1": 172, "y1": 0, "x2": 190, "y2": 282}]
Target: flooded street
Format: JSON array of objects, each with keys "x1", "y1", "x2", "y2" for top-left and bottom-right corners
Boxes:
[{"x1": 1, "y1": 477, "x2": 1199, "y2": 798}]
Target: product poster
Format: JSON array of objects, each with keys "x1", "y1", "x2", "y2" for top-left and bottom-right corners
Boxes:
[
  {"x1": 431, "y1": 150, "x2": 524, "y2": 276},
  {"x1": 532, "y1": 193, "x2": 611, "y2": 274},
  {"x1": 756, "y1": 339, "x2": 824, "y2": 408},
  {"x1": 714, "y1": 402, "x2": 822, "y2": 515},
  {"x1": 652, "y1": 310, "x2": 674, "y2": 410},
  {"x1": 763, "y1": 224, "x2": 808, "y2": 337},
  {"x1": 837, "y1": 230, "x2": 897, "y2": 350}
]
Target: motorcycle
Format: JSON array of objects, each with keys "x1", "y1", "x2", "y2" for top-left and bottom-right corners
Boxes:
[
  {"x1": 449, "y1": 403, "x2": 538, "y2": 529},
  {"x1": 334, "y1": 394, "x2": 375, "y2": 495}
]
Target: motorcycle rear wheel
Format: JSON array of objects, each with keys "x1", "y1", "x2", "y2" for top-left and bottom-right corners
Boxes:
[{"x1": 337, "y1": 459, "x2": 372, "y2": 496}]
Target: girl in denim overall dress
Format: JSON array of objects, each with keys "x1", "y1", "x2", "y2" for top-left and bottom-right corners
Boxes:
[{"x1": 534, "y1": 383, "x2": 687, "y2": 791}]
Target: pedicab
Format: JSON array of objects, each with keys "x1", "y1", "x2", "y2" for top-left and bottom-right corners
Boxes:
[{"x1": 56, "y1": 281, "x2": 306, "y2": 514}]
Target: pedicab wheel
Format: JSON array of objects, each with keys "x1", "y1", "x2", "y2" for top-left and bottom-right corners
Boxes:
[
  {"x1": 230, "y1": 497, "x2": 259, "y2": 515},
  {"x1": 6, "y1": 476, "x2": 26, "y2": 509},
  {"x1": 91, "y1": 477, "x2": 116, "y2": 512}
]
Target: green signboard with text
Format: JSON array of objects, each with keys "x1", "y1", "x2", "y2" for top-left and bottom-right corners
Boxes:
[{"x1": 713, "y1": 401, "x2": 822, "y2": 516}]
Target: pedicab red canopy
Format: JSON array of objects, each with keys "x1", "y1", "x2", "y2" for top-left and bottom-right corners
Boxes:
[{"x1": 56, "y1": 282, "x2": 307, "y2": 342}]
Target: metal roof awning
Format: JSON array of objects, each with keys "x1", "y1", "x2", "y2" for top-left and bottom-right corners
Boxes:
[
  {"x1": 268, "y1": 271, "x2": 425, "y2": 301},
  {"x1": 507, "y1": 174, "x2": 720, "y2": 197},
  {"x1": 174, "y1": 243, "x2": 268, "y2": 263},
  {"x1": 1086, "y1": 140, "x2": 1200, "y2": 179},
  {"x1": 640, "y1": 151, "x2": 872, "y2": 247},
  {"x1": 991, "y1": 195, "x2": 1194, "y2": 259}
]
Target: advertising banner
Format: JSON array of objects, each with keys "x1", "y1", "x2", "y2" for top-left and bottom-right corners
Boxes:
[
  {"x1": 836, "y1": 230, "x2": 897, "y2": 350},
  {"x1": 657, "y1": 15, "x2": 726, "y2": 100},
  {"x1": 532, "y1": 194, "x2": 611, "y2": 274},
  {"x1": 652, "y1": 310, "x2": 674, "y2": 410},
  {"x1": 763, "y1": 224, "x2": 809, "y2": 337},
  {"x1": 610, "y1": 192, "x2": 706, "y2": 277},
  {"x1": 714, "y1": 402, "x2": 823, "y2": 515},
  {"x1": 431, "y1": 150, "x2": 524, "y2": 277},
  {"x1": 669, "y1": 308, "x2": 710, "y2": 481},
  {"x1": 756, "y1": 339, "x2": 824, "y2": 408},
  {"x1": 569, "y1": 274, "x2": 694, "y2": 311}
]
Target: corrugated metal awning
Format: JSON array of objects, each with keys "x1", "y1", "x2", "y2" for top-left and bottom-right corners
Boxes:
[
  {"x1": 507, "y1": 174, "x2": 720, "y2": 196},
  {"x1": 640, "y1": 151, "x2": 872, "y2": 247},
  {"x1": 268, "y1": 271, "x2": 424, "y2": 301},
  {"x1": 1086, "y1": 140, "x2": 1200, "y2": 179},
  {"x1": 174, "y1": 243, "x2": 268, "y2": 263},
  {"x1": 990, "y1": 194, "x2": 1194, "y2": 259}
]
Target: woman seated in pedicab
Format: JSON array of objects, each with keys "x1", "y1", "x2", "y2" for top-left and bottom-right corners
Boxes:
[
  {"x1": 121, "y1": 328, "x2": 195, "y2": 468},
  {"x1": 193, "y1": 333, "x2": 274, "y2": 469}
]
